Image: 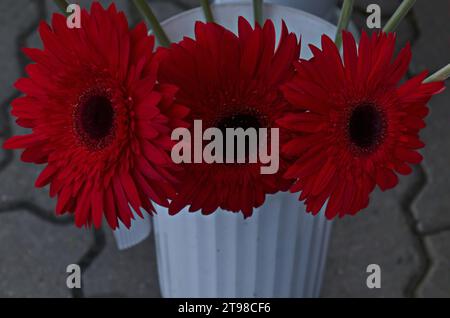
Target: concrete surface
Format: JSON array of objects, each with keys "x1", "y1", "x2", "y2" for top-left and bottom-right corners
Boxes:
[{"x1": 0, "y1": 0, "x2": 449, "y2": 298}]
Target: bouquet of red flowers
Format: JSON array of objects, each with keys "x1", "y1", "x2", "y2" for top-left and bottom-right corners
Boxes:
[{"x1": 3, "y1": 0, "x2": 447, "y2": 230}]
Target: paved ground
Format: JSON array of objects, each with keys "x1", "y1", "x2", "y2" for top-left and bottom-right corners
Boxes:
[{"x1": 0, "y1": 0, "x2": 449, "y2": 298}]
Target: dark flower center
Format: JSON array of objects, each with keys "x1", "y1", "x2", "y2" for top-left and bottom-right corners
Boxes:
[
  {"x1": 75, "y1": 94, "x2": 115, "y2": 150},
  {"x1": 348, "y1": 103, "x2": 386, "y2": 153},
  {"x1": 216, "y1": 113, "x2": 262, "y2": 161},
  {"x1": 217, "y1": 114, "x2": 261, "y2": 132}
]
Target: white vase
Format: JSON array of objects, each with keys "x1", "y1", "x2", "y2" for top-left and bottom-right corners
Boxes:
[
  {"x1": 154, "y1": 192, "x2": 332, "y2": 298},
  {"x1": 113, "y1": 211, "x2": 152, "y2": 250},
  {"x1": 153, "y1": 3, "x2": 336, "y2": 298},
  {"x1": 213, "y1": 0, "x2": 337, "y2": 22}
]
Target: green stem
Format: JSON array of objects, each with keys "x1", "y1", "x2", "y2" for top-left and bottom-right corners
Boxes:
[
  {"x1": 53, "y1": 0, "x2": 69, "y2": 15},
  {"x1": 424, "y1": 64, "x2": 450, "y2": 83},
  {"x1": 132, "y1": 0, "x2": 170, "y2": 48},
  {"x1": 253, "y1": 0, "x2": 263, "y2": 26},
  {"x1": 383, "y1": 0, "x2": 416, "y2": 33},
  {"x1": 200, "y1": 0, "x2": 215, "y2": 23},
  {"x1": 335, "y1": 0, "x2": 354, "y2": 50}
]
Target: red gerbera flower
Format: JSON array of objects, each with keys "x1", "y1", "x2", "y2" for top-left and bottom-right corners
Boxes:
[
  {"x1": 278, "y1": 31, "x2": 445, "y2": 219},
  {"x1": 158, "y1": 18, "x2": 300, "y2": 217},
  {"x1": 3, "y1": 3, "x2": 188, "y2": 229}
]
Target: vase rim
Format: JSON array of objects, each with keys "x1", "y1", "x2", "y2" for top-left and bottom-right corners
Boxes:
[{"x1": 160, "y1": 2, "x2": 337, "y2": 32}]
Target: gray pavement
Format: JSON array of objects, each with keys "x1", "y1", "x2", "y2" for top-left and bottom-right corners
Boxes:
[{"x1": 0, "y1": 0, "x2": 449, "y2": 298}]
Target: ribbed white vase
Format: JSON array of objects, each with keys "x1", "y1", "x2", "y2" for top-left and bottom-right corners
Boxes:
[
  {"x1": 154, "y1": 192, "x2": 332, "y2": 298},
  {"x1": 153, "y1": 3, "x2": 336, "y2": 298},
  {"x1": 113, "y1": 211, "x2": 152, "y2": 250},
  {"x1": 213, "y1": 0, "x2": 337, "y2": 22}
]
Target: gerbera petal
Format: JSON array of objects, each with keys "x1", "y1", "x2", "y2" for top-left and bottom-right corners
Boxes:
[
  {"x1": 342, "y1": 31, "x2": 357, "y2": 79},
  {"x1": 387, "y1": 42, "x2": 411, "y2": 84},
  {"x1": 395, "y1": 148, "x2": 423, "y2": 164},
  {"x1": 159, "y1": 18, "x2": 298, "y2": 217},
  {"x1": 376, "y1": 168, "x2": 398, "y2": 191},
  {"x1": 279, "y1": 30, "x2": 444, "y2": 219},
  {"x1": 3, "y1": 3, "x2": 187, "y2": 229}
]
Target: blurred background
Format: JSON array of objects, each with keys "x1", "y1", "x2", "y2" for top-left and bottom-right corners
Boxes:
[{"x1": 0, "y1": 0, "x2": 449, "y2": 298}]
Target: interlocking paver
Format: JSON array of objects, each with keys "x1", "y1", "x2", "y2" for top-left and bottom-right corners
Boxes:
[
  {"x1": 322, "y1": 170, "x2": 423, "y2": 298},
  {"x1": 411, "y1": 0, "x2": 450, "y2": 233},
  {"x1": 413, "y1": 89, "x2": 450, "y2": 233},
  {"x1": 0, "y1": 0, "x2": 448, "y2": 298},
  {"x1": 0, "y1": 0, "x2": 58, "y2": 216},
  {"x1": 0, "y1": 210, "x2": 91, "y2": 298},
  {"x1": 417, "y1": 231, "x2": 450, "y2": 298},
  {"x1": 83, "y1": 230, "x2": 161, "y2": 298},
  {"x1": 0, "y1": 139, "x2": 58, "y2": 215}
]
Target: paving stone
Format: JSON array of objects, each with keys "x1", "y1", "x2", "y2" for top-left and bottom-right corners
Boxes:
[
  {"x1": 45, "y1": 0, "x2": 193, "y2": 25},
  {"x1": 0, "y1": 210, "x2": 91, "y2": 298},
  {"x1": 354, "y1": 0, "x2": 400, "y2": 13},
  {"x1": 351, "y1": 0, "x2": 416, "y2": 50},
  {"x1": 83, "y1": 229, "x2": 161, "y2": 298},
  {"x1": 414, "y1": 89, "x2": 450, "y2": 232},
  {"x1": 410, "y1": 0, "x2": 450, "y2": 233},
  {"x1": 0, "y1": 0, "x2": 448, "y2": 299},
  {"x1": 350, "y1": 0, "x2": 397, "y2": 31},
  {"x1": 417, "y1": 231, "x2": 450, "y2": 297},
  {"x1": 45, "y1": 0, "x2": 133, "y2": 16},
  {"x1": 0, "y1": 0, "x2": 36, "y2": 89},
  {"x1": 0, "y1": 0, "x2": 57, "y2": 217},
  {"x1": 410, "y1": 0, "x2": 450, "y2": 72},
  {"x1": 0, "y1": 148, "x2": 58, "y2": 215},
  {"x1": 322, "y1": 169, "x2": 423, "y2": 298},
  {"x1": 0, "y1": 0, "x2": 40, "y2": 140}
]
